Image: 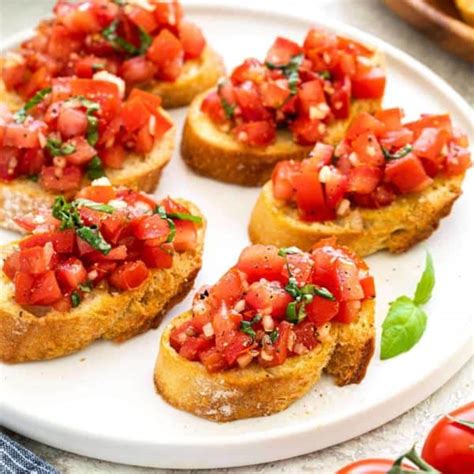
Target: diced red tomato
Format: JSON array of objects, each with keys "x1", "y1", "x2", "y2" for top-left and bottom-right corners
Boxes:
[
  {"x1": 154, "y1": 0, "x2": 183, "y2": 26},
  {"x1": 385, "y1": 154, "x2": 433, "y2": 194},
  {"x1": 266, "y1": 37, "x2": 302, "y2": 66},
  {"x1": 259, "y1": 80, "x2": 291, "y2": 108},
  {"x1": 199, "y1": 348, "x2": 227, "y2": 372},
  {"x1": 120, "y1": 57, "x2": 157, "y2": 85},
  {"x1": 351, "y1": 132, "x2": 384, "y2": 166},
  {"x1": 375, "y1": 108, "x2": 404, "y2": 130},
  {"x1": 333, "y1": 300, "x2": 362, "y2": 323},
  {"x1": 307, "y1": 295, "x2": 340, "y2": 325},
  {"x1": 41, "y1": 165, "x2": 83, "y2": 192},
  {"x1": 56, "y1": 258, "x2": 87, "y2": 291},
  {"x1": 234, "y1": 87, "x2": 270, "y2": 122},
  {"x1": 20, "y1": 229, "x2": 75, "y2": 254},
  {"x1": 3, "y1": 251, "x2": 20, "y2": 280},
  {"x1": 272, "y1": 161, "x2": 300, "y2": 201},
  {"x1": 19, "y1": 245, "x2": 54, "y2": 275},
  {"x1": 290, "y1": 116, "x2": 323, "y2": 145},
  {"x1": 293, "y1": 321, "x2": 319, "y2": 350},
  {"x1": 346, "y1": 112, "x2": 386, "y2": 141},
  {"x1": 352, "y1": 66, "x2": 386, "y2": 99},
  {"x1": 65, "y1": 137, "x2": 97, "y2": 165},
  {"x1": 121, "y1": 98, "x2": 151, "y2": 133},
  {"x1": 3, "y1": 123, "x2": 40, "y2": 148},
  {"x1": 126, "y1": 6, "x2": 158, "y2": 33},
  {"x1": 178, "y1": 20, "x2": 206, "y2": 59},
  {"x1": 348, "y1": 166, "x2": 381, "y2": 194},
  {"x1": 260, "y1": 320, "x2": 291, "y2": 367},
  {"x1": 445, "y1": 144, "x2": 471, "y2": 177},
  {"x1": 231, "y1": 58, "x2": 267, "y2": 85},
  {"x1": 245, "y1": 280, "x2": 292, "y2": 318},
  {"x1": 236, "y1": 245, "x2": 286, "y2": 283},
  {"x1": 29, "y1": 271, "x2": 62, "y2": 305},
  {"x1": 142, "y1": 244, "x2": 173, "y2": 269},
  {"x1": 413, "y1": 127, "x2": 450, "y2": 161},
  {"x1": 210, "y1": 268, "x2": 246, "y2": 307},
  {"x1": 173, "y1": 220, "x2": 197, "y2": 252},
  {"x1": 360, "y1": 276, "x2": 375, "y2": 298},
  {"x1": 298, "y1": 80, "x2": 326, "y2": 116},
  {"x1": 324, "y1": 168, "x2": 349, "y2": 208},
  {"x1": 282, "y1": 252, "x2": 314, "y2": 285},
  {"x1": 133, "y1": 214, "x2": 170, "y2": 241},
  {"x1": 147, "y1": 29, "x2": 184, "y2": 81},
  {"x1": 179, "y1": 336, "x2": 213, "y2": 361},
  {"x1": 109, "y1": 260, "x2": 149, "y2": 291},
  {"x1": 233, "y1": 121, "x2": 276, "y2": 147},
  {"x1": 14, "y1": 271, "x2": 35, "y2": 305},
  {"x1": 201, "y1": 91, "x2": 226, "y2": 123}
]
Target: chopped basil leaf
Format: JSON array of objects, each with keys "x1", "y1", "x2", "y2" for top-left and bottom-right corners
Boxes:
[
  {"x1": 382, "y1": 144, "x2": 413, "y2": 161},
  {"x1": 92, "y1": 63, "x2": 105, "y2": 71},
  {"x1": 46, "y1": 136, "x2": 76, "y2": 157},
  {"x1": 76, "y1": 226, "x2": 112, "y2": 255},
  {"x1": 284, "y1": 276, "x2": 301, "y2": 299},
  {"x1": 240, "y1": 315, "x2": 262, "y2": 340},
  {"x1": 52, "y1": 196, "x2": 112, "y2": 255},
  {"x1": 154, "y1": 206, "x2": 176, "y2": 243},
  {"x1": 217, "y1": 80, "x2": 236, "y2": 119},
  {"x1": 79, "y1": 281, "x2": 93, "y2": 293},
  {"x1": 112, "y1": 0, "x2": 126, "y2": 5},
  {"x1": 74, "y1": 199, "x2": 115, "y2": 214},
  {"x1": 13, "y1": 87, "x2": 52, "y2": 123},
  {"x1": 138, "y1": 28, "x2": 152, "y2": 55},
  {"x1": 278, "y1": 246, "x2": 302, "y2": 257},
  {"x1": 86, "y1": 114, "x2": 99, "y2": 146},
  {"x1": 102, "y1": 20, "x2": 139, "y2": 56},
  {"x1": 319, "y1": 70, "x2": 332, "y2": 80},
  {"x1": 381, "y1": 252, "x2": 435, "y2": 360},
  {"x1": 301, "y1": 284, "x2": 336, "y2": 301},
  {"x1": 269, "y1": 329, "x2": 279, "y2": 344},
  {"x1": 266, "y1": 54, "x2": 304, "y2": 95},
  {"x1": 71, "y1": 291, "x2": 81, "y2": 308},
  {"x1": 167, "y1": 212, "x2": 203, "y2": 224},
  {"x1": 86, "y1": 156, "x2": 106, "y2": 180},
  {"x1": 28, "y1": 174, "x2": 39, "y2": 182}
]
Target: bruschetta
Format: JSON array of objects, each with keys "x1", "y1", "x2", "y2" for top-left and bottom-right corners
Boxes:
[
  {"x1": 0, "y1": 0, "x2": 224, "y2": 109},
  {"x1": 249, "y1": 109, "x2": 471, "y2": 256},
  {"x1": 154, "y1": 241, "x2": 375, "y2": 421},
  {"x1": 0, "y1": 78, "x2": 175, "y2": 231},
  {"x1": 181, "y1": 28, "x2": 386, "y2": 186},
  {"x1": 0, "y1": 182, "x2": 205, "y2": 363}
]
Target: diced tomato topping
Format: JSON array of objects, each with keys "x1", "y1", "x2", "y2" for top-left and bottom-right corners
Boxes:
[
  {"x1": 40, "y1": 166, "x2": 83, "y2": 192},
  {"x1": 210, "y1": 269, "x2": 246, "y2": 307},
  {"x1": 236, "y1": 245, "x2": 286, "y2": 283},
  {"x1": 109, "y1": 260, "x2": 149, "y2": 291},
  {"x1": 233, "y1": 121, "x2": 276, "y2": 147},
  {"x1": 29, "y1": 271, "x2": 62, "y2": 306},
  {"x1": 178, "y1": 21, "x2": 206, "y2": 59},
  {"x1": 385, "y1": 154, "x2": 433, "y2": 194},
  {"x1": 245, "y1": 280, "x2": 292, "y2": 318},
  {"x1": 352, "y1": 66, "x2": 386, "y2": 99},
  {"x1": 56, "y1": 258, "x2": 87, "y2": 291},
  {"x1": 266, "y1": 37, "x2": 302, "y2": 67},
  {"x1": 57, "y1": 108, "x2": 88, "y2": 139},
  {"x1": 147, "y1": 29, "x2": 184, "y2": 81},
  {"x1": 120, "y1": 57, "x2": 157, "y2": 86}
]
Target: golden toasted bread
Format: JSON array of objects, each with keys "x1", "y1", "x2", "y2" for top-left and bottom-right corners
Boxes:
[
  {"x1": 141, "y1": 46, "x2": 225, "y2": 108},
  {"x1": 180, "y1": 50, "x2": 385, "y2": 186},
  {"x1": 0, "y1": 114, "x2": 175, "y2": 232},
  {"x1": 455, "y1": 0, "x2": 474, "y2": 25},
  {"x1": 154, "y1": 299, "x2": 374, "y2": 422},
  {"x1": 248, "y1": 175, "x2": 464, "y2": 256},
  {"x1": 0, "y1": 201, "x2": 205, "y2": 363}
]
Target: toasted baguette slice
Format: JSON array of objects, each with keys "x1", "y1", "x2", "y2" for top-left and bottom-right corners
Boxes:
[
  {"x1": 455, "y1": 0, "x2": 474, "y2": 26},
  {"x1": 0, "y1": 47, "x2": 224, "y2": 111},
  {"x1": 248, "y1": 175, "x2": 464, "y2": 256},
  {"x1": 141, "y1": 46, "x2": 225, "y2": 108},
  {"x1": 154, "y1": 299, "x2": 374, "y2": 422},
  {"x1": 0, "y1": 115, "x2": 175, "y2": 232},
  {"x1": 0, "y1": 200, "x2": 205, "y2": 363},
  {"x1": 180, "y1": 50, "x2": 385, "y2": 186}
]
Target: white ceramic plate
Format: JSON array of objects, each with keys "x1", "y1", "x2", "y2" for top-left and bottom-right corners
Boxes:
[{"x1": 1, "y1": 2, "x2": 473, "y2": 469}]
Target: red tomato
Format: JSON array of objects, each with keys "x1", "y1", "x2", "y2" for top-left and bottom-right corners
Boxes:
[
  {"x1": 20, "y1": 229, "x2": 75, "y2": 254},
  {"x1": 266, "y1": 36, "x2": 302, "y2": 66},
  {"x1": 3, "y1": 123, "x2": 40, "y2": 148},
  {"x1": 445, "y1": 144, "x2": 471, "y2": 177},
  {"x1": 306, "y1": 295, "x2": 339, "y2": 325},
  {"x1": 223, "y1": 331, "x2": 253, "y2": 366},
  {"x1": 3, "y1": 251, "x2": 20, "y2": 280},
  {"x1": 199, "y1": 348, "x2": 227, "y2": 372},
  {"x1": 234, "y1": 87, "x2": 270, "y2": 122},
  {"x1": 212, "y1": 303, "x2": 241, "y2": 352},
  {"x1": 179, "y1": 336, "x2": 213, "y2": 361},
  {"x1": 173, "y1": 220, "x2": 197, "y2": 252},
  {"x1": 178, "y1": 20, "x2": 206, "y2": 59},
  {"x1": 201, "y1": 91, "x2": 226, "y2": 123},
  {"x1": 153, "y1": 0, "x2": 183, "y2": 26},
  {"x1": 413, "y1": 127, "x2": 450, "y2": 161},
  {"x1": 142, "y1": 245, "x2": 173, "y2": 269},
  {"x1": 109, "y1": 260, "x2": 149, "y2": 291},
  {"x1": 57, "y1": 108, "x2": 89, "y2": 139},
  {"x1": 77, "y1": 184, "x2": 116, "y2": 203},
  {"x1": 128, "y1": 88, "x2": 162, "y2": 114},
  {"x1": 334, "y1": 300, "x2": 362, "y2": 323},
  {"x1": 147, "y1": 29, "x2": 184, "y2": 81},
  {"x1": 360, "y1": 276, "x2": 376, "y2": 298},
  {"x1": 352, "y1": 66, "x2": 386, "y2": 99},
  {"x1": 292, "y1": 168, "x2": 330, "y2": 220},
  {"x1": 133, "y1": 214, "x2": 170, "y2": 241},
  {"x1": 375, "y1": 108, "x2": 404, "y2": 130},
  {"x1": 135, "y1": 125, "x2": 155, "y2": 153},
  {"x1": 348, "y1": 166, "x2": 382, "y2": 194},
  {"x1": 259, "y1": 320, "x2": 291, "y2": 367},
  {"x1": 231, "y1": 58, "x2": 267, "y2": 85},
  {"x1": 293, "y1": 321, "x2": 319, "y2": 350},
  {"x1": 330, "y1": 77, "x2": 351, "y2": 119},
  {"x1": 325, "y1": 168, "x2": 349, "y2": 208},
  {"x1": 65, "y1": 137, "x2": 97, "y2": 165},
  {"x1": 19, "y1": 245, "x2": 54, "y2": 275},
  {"x1": 385, "y1": 154, "x2": 433, "y2": 194},
  {"x1": 272, "y1": 161, "x2": 300, "y2": 201},
  {"x1": 210, "y1": 268, "x2": 246, "y2": 307},
  {"x1": 233, "y1": 121, "x2": 276, "y2": 147},
  {"x1": 100, "y1": 213, "x2": 127, "y2": 244},
  {"x1": 121, "y1": 98, "x2": 151, "y2": 133},
  {"x1": 126, "y1": 6, "x2": 158, "y2": 33},
  {"x1": 14, "y1": 272, "x2": 35, "y2": 305},
  {"x1": 56, "y1": 258, "x2": 87, "y2": 291},
  {"x1": 298, "y1": 80, "x2": 326, "y2": 116},
  {"x1": 290, "y1": 116, "x2": 323, "y2": 145},
  {"x1": 101, "y1": 145, "x2": 125, "y2": 169},
  {"x1": 236, "y1": 245, "x2": 286, "y2": 283},
  {"x1": 245, "y1": 280, "x2": 292, "y2": 318},
  {"x1": 346, "y1": 112, "x2": 386, "y2": 141},
  {"x1": 259, "y1": 80, "x2": 291, "y2": 108},
  {"x1": 41, "y1": 166, "x2": 82, "y2": 192},
  {"x1": 120, "y1": 57, "x2": 157, "y2": 85},
  {"x1": 336, "y1": 459, "x2": 414, "y2": 474},
  {"x1": 406, "y1": 114, "x2": 452, "y2": 138},
  {"x1": 351, "y1": 132, "x2": 384, "y2": 166},
  {"x1": 422, "y1": 402, "x2": 474, "y2": 474},
  {"x1": 2, "y1": 63, "x2": 26, "y2": 90},
  {"x1": 379, "y1": 128, "x2": 414, "y2": 149},
  {"x1": 29, "y1": 270, "x2": 62, "y2": 305},
  {"x1": 282, "y1": 251, "x2": 314, "y2": 285},
  {"x1": 0, "y1": 147, "x2": 19, "y2": 180}
]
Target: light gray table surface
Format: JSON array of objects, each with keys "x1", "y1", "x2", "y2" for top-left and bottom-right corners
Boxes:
[{"x1": 1, "y1": 1, "x2": 473, "y2": 473}]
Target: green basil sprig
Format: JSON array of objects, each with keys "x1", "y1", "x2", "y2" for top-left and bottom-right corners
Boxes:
[
  {"x1": 46, "y1": 136, "x2": 77, "y2": 157},
  {"x1": 265, "y1": 53, "x2": 304, "y2": 95},
  {"x1": 240, "y1": 315, "x2": 262, "y2": 340},
  {"x1": 86, "y1": 156, "x2": 106, "y2": 180},
  {"x1": 75, "y1": 198, "x2": 115, "y2": 214},
  {"x1": 154, "y1": 206, "x2": 203, "y2": 243},
  {"x1": 102, "y1": 20, "x2": 151, "y2": 56},
  {"x1": 217, "y1": 80, "x2": 236, "y2": 119},
  {"x1": 381, "y1": 252, "x2": 435, "y2": 360},
  {"x1": 14, "y1": 87, "x2": 52, "y2": 123},
  {"x1": 382, "y1": 144, "x2": 413, "y2": 161}
]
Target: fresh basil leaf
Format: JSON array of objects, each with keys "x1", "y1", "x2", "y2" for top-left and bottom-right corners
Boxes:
[
  {"x1": 28, "y1": 174, "x2": 39, "y2": 182},
  {"x1": 413, "y1": 252, "x2": 435, "y2": 305},
  {"x1": 265, "y1": 53, "x2": 303, "y2": 95},
  {"x1": 284, "y1": 276, "x2": 301, "y2": 299},
  {"x1": 76, "y1": 226, "x2": 111, "y2": 255},
  {"x1": 165, "y1": 219, "x2": 176, "y2": 243},
  {"x1": 319, "y1": 70, "x2": 332, "y2": 80},
  {"x1": 71, "y1": 291, "x2": 81, "y2": 308},
  {"x1": 167, "y1": 212, "x2": 202, "y2": 224},
  {"x1": 74, "y1": 199, "x2": 115, "y2": 214},
  {"x1": 92, "y1": 63, "x2": 105, "y2": 71},
  {"x1": 138, "y1": 28, "x2": 152, "y2": 55},
  {"x1": 278, "y1": 246, "x2": 301, "y2": 257},
  {"x1": 269, "y1": 329, "x2": 279, "y2": 344},
  {"x1": 102, "y1": 20, "x2": 138, "y2": 55},
  {"x1": 86, "y1": 114, "x2": 99, "y2": 146},
  {"x1": 79, "y1": 281, "x2": 93, "y2": 293},
  {"x1": 52, "y1": 196, "x2": 81, "y2": 230},
  {"x1": 86, "y1": 156, "x2": 105, "y2": 180},
  {"x1": 240, "y1": 315, "x2": 262, "y2": 340},
  {"x1": 447, "y1": 415, "x2": 474, "y2": 430},
  {"x1": 382, "y1": 144, "x2": 413, "y2": 161},
  {"x1": 46, "y1": 136, "x2": 76, "y2": 157},
  {"x1": 300, "y1": 284, "x2": 335, "y2": 301},
  {"x1": 14, "y1": 87, "x2": 52, "y2": 123},
  {"x1": 112, "y1": 0, "x2": 126, "y2": 5},
  {"x1": 286, "y1": 301, "x2": 298, "y2": 323},
  {"x1": 380, "y1": 296, "x2": 427, "y2": 360}
]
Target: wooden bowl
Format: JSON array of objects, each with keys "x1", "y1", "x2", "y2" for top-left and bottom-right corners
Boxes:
[{"x1": 384, "y1": 0, "x2": 474, "y2": 62}]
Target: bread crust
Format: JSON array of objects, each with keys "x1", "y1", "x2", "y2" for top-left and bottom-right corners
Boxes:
[
  {"x1": 248, "y1": 175, "x2": 465, "y2": 256},
  {"x1": 154, "y1": 299, "x2": 374, "y2": 422},
  {"x1": 180, "y1": 50, "x2": 385, "y2": 186},
  {"x1": 0, "y1": 112, "x2": 175, "y2": 232},
  {"x1": 141, "y1": 46, "x2": 225, "y2": 108},
  {"x1": 0, "y1": 200, "x2": 205, "y2": 363}
]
